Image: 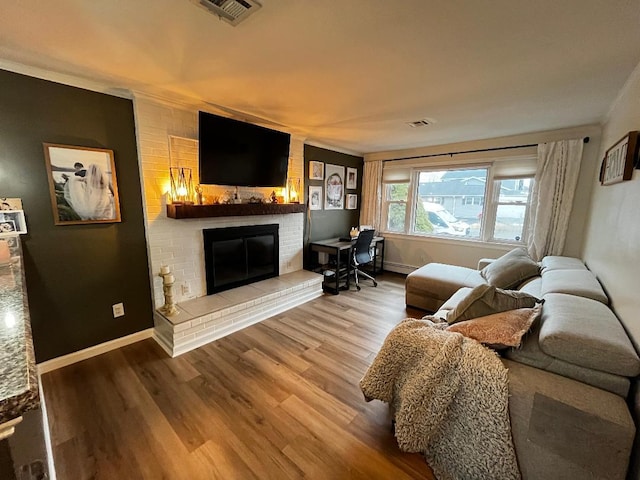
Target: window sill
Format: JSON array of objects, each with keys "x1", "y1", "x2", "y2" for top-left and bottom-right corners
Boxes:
[{"x1": 380, "y1": 231, "x2": 524, "y2": 250}]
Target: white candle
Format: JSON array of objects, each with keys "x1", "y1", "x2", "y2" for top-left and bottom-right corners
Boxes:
[
  {"x1": 163, "y1": 274, "x2": 175, "y2": 284},
  {"x1": 160, "y1": 265, "x2": 170, "y2": 275}
]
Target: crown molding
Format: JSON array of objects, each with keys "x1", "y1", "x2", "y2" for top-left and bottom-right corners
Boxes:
[
  {"x1": 304, "y1": 140, "x2": 364, "y2": 157},
  {"x1": 364, "y1": 124, "x2": 601, "y2": 162},
  {"x1": 0, "y1": 57, "x2": 134, "y2": 99}
]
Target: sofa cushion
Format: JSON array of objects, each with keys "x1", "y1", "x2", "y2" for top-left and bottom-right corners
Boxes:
[
  {"x1": 540, "y1": 270, "x2": 608, "y2": 304},
  {"x1": 504, "y1": 318, "x2": 631, "y2": 397},
  {"x1": 518, "y1": 276, "x2": 542, "y2": 297},
  {"x1": 541, "y1": 256, "x2": 587, "y2": 272},
  {"x1": 447, "y1": 284, "x2": 541, "y2": 324},
  {"x1": 480, "y1": 247, "x2": 540, "y2": 289},
  {"x1": 405, "y1": 263, "x2": 485, "y2": 311},
  {"x1": 446, "y1": 305, "x2": 541, "y2": 349},
  {"x1": 539, "y1": 293, "x2": 640, "y2": 377},
  {"x1": 437, "y1": 287, "x2": 472, "y2": 314}
]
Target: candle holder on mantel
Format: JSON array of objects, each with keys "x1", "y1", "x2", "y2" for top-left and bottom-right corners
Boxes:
[
  {"x1": 169, "y1": 167, "x2": 194, "y2": 205},
  {"x1": 159, "y1": 265, "x2": 178, "y2": 316},
  {"x1": 287, "y1": 178, "x2": 300, "y2": 204}
]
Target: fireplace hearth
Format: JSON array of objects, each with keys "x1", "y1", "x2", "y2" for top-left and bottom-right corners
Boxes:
[{"x1": 203, "y1": 224, "x2": 279, "y2": 295}]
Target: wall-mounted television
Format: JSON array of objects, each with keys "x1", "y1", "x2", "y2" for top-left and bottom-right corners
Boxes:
[{"x1": 198, "y1": 111, "x2": 290, "y2": 187}]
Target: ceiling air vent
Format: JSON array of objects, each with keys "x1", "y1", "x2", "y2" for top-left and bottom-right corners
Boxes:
[
  {"x1": 406, "y1": 119, "x2": 430, "y2": 128},
  {"x1": 191, "y1": 0, "x2": 262, "y2": 26}
]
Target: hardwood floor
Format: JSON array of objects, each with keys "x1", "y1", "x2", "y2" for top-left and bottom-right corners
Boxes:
[{"x1": 41, "y1": 273, "x2": 434, "y2": 479}]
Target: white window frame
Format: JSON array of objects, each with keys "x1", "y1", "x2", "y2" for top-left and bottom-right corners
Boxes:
[
  {"x1": 381, "y1": 159, "x2": 535, "y2": 245},
  {"x1": 487, "y1": 175, "x2": 534, "y2": 244},
  {"x1": 381, "y1": 182, "x2": 411, "y2": 233}
]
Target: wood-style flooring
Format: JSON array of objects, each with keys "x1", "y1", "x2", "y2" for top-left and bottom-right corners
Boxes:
[{"x1": 41, "y1": 273, "x2": 435, "y2": 480}]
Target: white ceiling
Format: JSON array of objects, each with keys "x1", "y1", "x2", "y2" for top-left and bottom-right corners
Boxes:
[{"x1": 1, "y1": 0, "x2": 639, "y2": 154}]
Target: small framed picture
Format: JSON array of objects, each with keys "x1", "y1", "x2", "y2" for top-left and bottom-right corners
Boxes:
[
  {"x1": 346, "y1": 194, "x2": 358, "y2": 210},
  {"x1": 0, "y1": 220, "x2": 16, "y2": 233},
  {"x1": 325, "y1": 164, "x2": 345, "y2": 210},
  {"x1": 309, "y1": 186, "x2": 323, "y2": 210},
  {"x1": 0, "y1": 198, "x2": 22, "y2": 211},
  {"x1": 309, "y1": 161, "x2": 324, "y2": 180},
  {"x1": 43, "y1": 143, "x2": 121, "y2": 225},
  {"x1": 346, "y1": 167, "x2": 357, "y2": 189},
  {"x1": 0, "y1": 211, "x2": 24, "y2": 234}
]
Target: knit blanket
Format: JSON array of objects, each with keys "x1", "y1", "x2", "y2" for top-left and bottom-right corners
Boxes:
[{"x1": 360, "y1": 318, "x2": 520, "y2": 480}]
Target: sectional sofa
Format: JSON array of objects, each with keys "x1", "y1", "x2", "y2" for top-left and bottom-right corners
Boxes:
[{"x1": 405, "y1": 252, "x2": 639, "y2": 479}]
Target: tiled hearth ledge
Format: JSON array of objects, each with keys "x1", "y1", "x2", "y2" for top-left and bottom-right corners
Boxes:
[{"x1": 154, "y1": 270, "x2": 323, "y2": 357}]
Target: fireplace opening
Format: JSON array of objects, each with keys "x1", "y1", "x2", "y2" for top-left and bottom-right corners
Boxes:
[{"x1": 203, "y1": 224, "x2": 279, "y2": 294}]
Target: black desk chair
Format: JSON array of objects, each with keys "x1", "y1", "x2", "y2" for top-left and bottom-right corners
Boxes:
[{"x1": 351, "y1": 229, "x2": 378, "y2": 291}]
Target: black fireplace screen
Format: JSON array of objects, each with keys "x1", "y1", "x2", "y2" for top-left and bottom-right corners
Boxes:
[{"x1": 203, "y1": 224, "x2": 279, "y2": 295}]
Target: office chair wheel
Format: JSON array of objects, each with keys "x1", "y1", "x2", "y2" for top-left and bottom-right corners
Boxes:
[
  {"x1": 373, "y1": 281, "x2": 378, "y2": 287},
  {"x1": 356, "y1": 285, "x2": 361, "y2": 291}
]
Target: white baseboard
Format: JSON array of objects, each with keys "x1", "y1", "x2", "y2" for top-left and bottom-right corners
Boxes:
[
  {"x1": 382, "y1": 262, "x2": 417, "y2": 275},
  {"x1": 37, "y1": 328, "x2": 154, "y2": 374},
  {"x1": 37, "y1": 375, "x2": 57, "y2": 480},
  {"x1": 152, "y1": 331, "x2": 174, "y2": 357}
]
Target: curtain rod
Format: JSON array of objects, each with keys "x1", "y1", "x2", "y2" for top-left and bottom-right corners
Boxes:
[{"x1": 387, "y1": 136, "x2": 590, "y2": 162}]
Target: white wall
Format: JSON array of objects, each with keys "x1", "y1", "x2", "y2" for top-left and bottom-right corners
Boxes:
[
  {"x1": 133, "y1": 94, "x2": 305, "y2": 308},
  {"x1": 581, "y1": 60, "x2": 640, "y2": 480},
  {"x1": 582, "y1": 62, "x2": 640, "y2": 346},
  {"x1": 366, "y1": 125, "x2": 602, "y2": 270}
]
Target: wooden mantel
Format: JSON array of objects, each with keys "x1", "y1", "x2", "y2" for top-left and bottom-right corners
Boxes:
[{"x1": 166, "y1": 203, "x2": 306, "y2": 219}]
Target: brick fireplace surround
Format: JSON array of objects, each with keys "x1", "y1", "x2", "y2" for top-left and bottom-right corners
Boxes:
[{"x1": 134, "y1": 95, "x2": 322, "y2": 356}]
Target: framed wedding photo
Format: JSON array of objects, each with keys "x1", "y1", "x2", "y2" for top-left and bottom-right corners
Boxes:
[
  {"x1": 309, "y1": 161, "x2": 324, "y2": 180},
  {"x1": 346, "y1": 167, "x2": 357, "y2": 189},
  {"x1": 43, "y1": 143, "x2": 121, "y2": 225}
]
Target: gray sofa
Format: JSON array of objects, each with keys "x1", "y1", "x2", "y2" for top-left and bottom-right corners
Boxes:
[{"x1": 405, "y1": 255, "x2": 639, "y2": 479}]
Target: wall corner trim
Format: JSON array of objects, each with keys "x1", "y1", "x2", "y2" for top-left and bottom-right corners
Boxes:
[{"x1": 37, "y1": 329, "x2": 154, "y2": 374}]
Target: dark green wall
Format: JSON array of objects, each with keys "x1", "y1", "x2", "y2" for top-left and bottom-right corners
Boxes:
[
  {"x1": 0, "y1": 69, "x2": 153, "y2": 362},
  {"x1": 303, "y1": 144, "x2": 364, "y2": 268}
]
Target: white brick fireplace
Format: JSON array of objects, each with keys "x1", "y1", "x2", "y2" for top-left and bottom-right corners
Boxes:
[
  {"x1": 133, "y1": 94, "x2": 306, "y2": 308},
  {"x1": 133, "y1": 94, "x2": 320, "y2": 355}
]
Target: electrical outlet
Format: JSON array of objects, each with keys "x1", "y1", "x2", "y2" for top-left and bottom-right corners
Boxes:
[
  {"x1": 112, "y1": 303, "x2": 125, "y2": 318},
  {"x1": 181, "y1": 283, "x2": 191, "y2": 296}
]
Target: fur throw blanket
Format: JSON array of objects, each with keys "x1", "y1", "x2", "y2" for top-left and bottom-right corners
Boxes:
[{"x1": 360, "y1": 318, "x2": 520, "y2": 480}]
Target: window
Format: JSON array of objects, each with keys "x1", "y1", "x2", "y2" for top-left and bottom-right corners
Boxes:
[
  {"x1": 463, "y1": 196, "x2": 483, "y2": 206},
  {"x1": 491, "y1": 178, "x2": 533, "y2": 242},
  {"x1": 413, "y1": 168, "x2": 486, "y2": 237},
  {"x1": 381, "y1": 154, "x2": 535, "y2": 244},
  {"x1": 384, "y1": 183, "x2": 409, "y2": 232}
]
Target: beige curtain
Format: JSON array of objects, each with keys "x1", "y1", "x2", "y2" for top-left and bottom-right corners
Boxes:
[
  {"x1": 359, "y1": 160, "x2": 383, "y2": 231},
  {"x1": 527, "y1": 139, "x2": 584, "y2": 261}
]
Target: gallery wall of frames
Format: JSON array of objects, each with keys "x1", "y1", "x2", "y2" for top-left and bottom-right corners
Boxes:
[{"x1": 302, "y1": 144, "x2": 364, "y2": 269}]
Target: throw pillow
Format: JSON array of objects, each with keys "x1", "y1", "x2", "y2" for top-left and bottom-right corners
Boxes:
[
  {"x1": 446, "y1": 304, "x2": 542, "y2": 349},
  {"x1": 446, "y1": 283, "x2": 541, "y2": 324},
  {"x1": 480, "y1": 247, "x2": 540, "y2": 289}
]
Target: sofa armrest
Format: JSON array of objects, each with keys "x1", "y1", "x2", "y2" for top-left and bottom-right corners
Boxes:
[
  {"x1": 504, "y1": 359, "x2": 635, "y2": 480},
  {"x1": 477, "y1": 258, "x2": 495, "y2": 270}
]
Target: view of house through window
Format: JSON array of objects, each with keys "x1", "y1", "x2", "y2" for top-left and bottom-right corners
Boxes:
[
  {"x1": 416, "y1": 168, "x2": 486, "y2": 237},
  {"x1": 382, "y1": 164, "x2": 534, "y2": 244}
]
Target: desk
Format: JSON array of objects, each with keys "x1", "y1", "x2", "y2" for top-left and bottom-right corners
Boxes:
[{"x1": 309, "y1": 236, "x2": 384, "y2": 294}]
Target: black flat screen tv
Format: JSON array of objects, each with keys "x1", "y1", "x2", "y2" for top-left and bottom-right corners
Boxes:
[{"x1": 198, "y1": 111, "x2": 290, "y2": 187}]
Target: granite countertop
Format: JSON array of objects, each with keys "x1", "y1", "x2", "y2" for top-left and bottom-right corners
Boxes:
[{"x1": 0, "y1": 235, "x2": 39, "y2": 424}]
